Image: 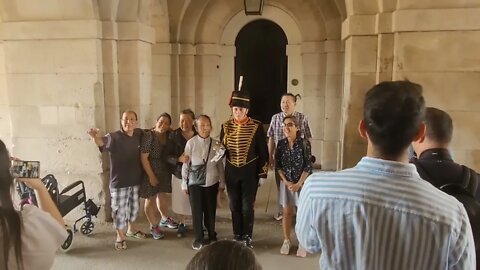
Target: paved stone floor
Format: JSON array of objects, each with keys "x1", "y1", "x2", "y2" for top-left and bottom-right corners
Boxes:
[{"x1": 51, "y1": 177, "x2": 320, "y2": 270}]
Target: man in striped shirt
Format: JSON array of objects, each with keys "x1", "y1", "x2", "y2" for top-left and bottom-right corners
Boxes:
[{"x1": 296, "y1": 81, "x2": 476, "y2": 270}]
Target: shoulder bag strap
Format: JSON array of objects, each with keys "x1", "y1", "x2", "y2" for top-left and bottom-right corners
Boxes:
[
  {"x1": 462, "y1": 165, "x2": 478, "y2": 197},
  {"x1": 204, "y1": 138, "x2": 213, "y2": 164}
]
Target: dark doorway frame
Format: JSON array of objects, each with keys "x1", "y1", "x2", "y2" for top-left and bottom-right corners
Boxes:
[{"x1": 234, "y1": 19, "x2": 288, "y2": 124}]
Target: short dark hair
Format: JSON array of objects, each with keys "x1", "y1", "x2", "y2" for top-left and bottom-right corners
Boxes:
[
  {"x1": 186, "y1": 240, "x2": 262, "y2": 270},
  {"x1": 194, "y1": 114, "x2": 212, "y2": 130},
  {"x1": 122, "y1": 110, "x2": 138, "y2": 120},
  {"x1": 195, "y1": 114, "x2": 212, "y2": 126},
  {"x1": 157, "y1": 112, "x2": 172, "y2": 124},
  {"x1": 180, "y1": 109, "x2": 195, "y2": 120},
  {"x1": 363, "y1": 80, "x2": 425, "y2": 158},
  {"x1": 424, "y1": 107, "x2": 453, "y2": 144},
  {"x1": 282, "y1": 115, "x2": 299, "y2": 126}
]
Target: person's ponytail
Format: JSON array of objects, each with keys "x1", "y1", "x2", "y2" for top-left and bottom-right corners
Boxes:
[{"x1": 282, "y1": 93, "x2": 302, "y2": 102}]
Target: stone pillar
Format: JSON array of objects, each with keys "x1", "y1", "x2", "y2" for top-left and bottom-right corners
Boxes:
[
  {"x1": 392, "y1": 8, "x2": 480, "y2": 170},
  {"x1": 301, "y1": 42, "x2": 325, "y2": 169},
  {"x1": 323, "y1": 41, "x2": 344, "y2": 170},
  {"x1": 0, "y1": 19, "x2": 105, "y2": 202},
  {"x1": 341, "y1": 34, "x2": 378, "y2": 168},
  {"x1": 101, "y1": 21, "x2": 121, "y2": 132},
  {"x1": 217, "y1": 45, "x2": 236, "y2": 135},
  {"x1": 176, "y1": 44, "x2": 196, "y2": 117},
  {"x1": 194, "y1": 44, "x2": 222, "y2": 136},
  {"x1": 297, "y1": 40, "x2": 344, "y2": 171},
  {"x1": 151, "y1": 43, "x2": 172, "y2": 123},
  {"x1": 0, "y1": 41, "x2": 13, "y2": 149},
  {"x1": 117, "y1": 22, "x2": 155, "y2": 128}
]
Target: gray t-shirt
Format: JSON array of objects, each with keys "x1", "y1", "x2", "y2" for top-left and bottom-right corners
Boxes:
[{"x1": 101, "y1": 128, "x2": 143, "y2": 188}]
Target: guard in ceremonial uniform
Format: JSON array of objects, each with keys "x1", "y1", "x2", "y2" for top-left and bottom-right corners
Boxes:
[{"x1": 220, "y1": 90, "x2": 269, "y2": 249}]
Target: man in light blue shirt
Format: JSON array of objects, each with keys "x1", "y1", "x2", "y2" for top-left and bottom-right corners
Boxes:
[{"x1": 296, "y1": 81, "x2": 476, "y2": 270}]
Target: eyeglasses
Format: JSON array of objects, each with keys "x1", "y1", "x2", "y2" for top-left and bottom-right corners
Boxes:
[{"x1": 283, "y1": 122, "x2": 296, "y2": 128}]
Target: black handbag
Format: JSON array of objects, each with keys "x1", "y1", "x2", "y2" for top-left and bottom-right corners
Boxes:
[{"x1": 187, "y1": 139, "x2": 212, "y2": 186}]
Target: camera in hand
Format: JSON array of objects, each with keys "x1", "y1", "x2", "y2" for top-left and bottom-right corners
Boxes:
[{"x1": 11, "y1": 160, "x2": 40, "y2": 178}]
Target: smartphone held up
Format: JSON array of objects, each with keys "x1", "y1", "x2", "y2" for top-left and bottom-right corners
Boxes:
[{"x1": 11, "y1": 160, "x2": 40, "y2": 178}]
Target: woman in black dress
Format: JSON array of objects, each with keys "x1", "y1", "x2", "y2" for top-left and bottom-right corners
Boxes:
[{"x1": 140, "y1": 113, "x2": 178, "y2": 239}]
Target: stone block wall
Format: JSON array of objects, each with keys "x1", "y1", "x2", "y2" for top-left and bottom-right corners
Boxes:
[
  {"x1": 341, "y1": 4, "x2": 480, "y2": 171},
  {"x1": 0, "y1": 18, "x2": 106, "y2": 219}
]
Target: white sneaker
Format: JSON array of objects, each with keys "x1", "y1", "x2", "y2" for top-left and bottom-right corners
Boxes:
[
  {"x1": 274, "y1": 211, "x2": 283, "y2": 221},
  {"x1": 296, "y1": 245, "x2": 307, "y2": 258},
  {"x1": 280, "y1": 240, "x2": 290, "y2": 255}
]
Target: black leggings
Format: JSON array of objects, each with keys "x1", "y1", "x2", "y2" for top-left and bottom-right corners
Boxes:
[{"x1": 188, "y1": 183, "x2": 219, "y2": 242}]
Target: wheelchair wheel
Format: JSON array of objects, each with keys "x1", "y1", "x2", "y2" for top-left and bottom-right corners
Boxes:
[
  {"x1": 80, "y1": 220, "x2": 94, "y2": 235},
  {"x1": 60, "y1": 227, "x2": 74, "y2": 252}
]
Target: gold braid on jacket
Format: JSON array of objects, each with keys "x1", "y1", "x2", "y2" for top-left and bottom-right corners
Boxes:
[
  {"x1": 223, "y1": 118, "x2": 259, "y2": 167},
  {"x1": 221, "y1": 117, "x2": 269, "y2": 178}
]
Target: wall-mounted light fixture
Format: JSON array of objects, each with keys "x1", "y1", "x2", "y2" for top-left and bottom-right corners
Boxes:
[{"x1": 244, "y1": 0, "x2": 264, "y2": 15}]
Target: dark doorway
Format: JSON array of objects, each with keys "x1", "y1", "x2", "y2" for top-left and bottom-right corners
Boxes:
[{"x1": 234, "y1": 19, "x2": 288, "y2": 124}]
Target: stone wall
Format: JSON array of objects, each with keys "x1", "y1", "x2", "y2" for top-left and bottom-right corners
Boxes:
[{"x1": 341, "y1": 2, "x2": 480, "y2": 170}]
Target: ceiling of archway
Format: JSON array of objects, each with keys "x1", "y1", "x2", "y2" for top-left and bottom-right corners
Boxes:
[{"x1": 167, "y1": 0, "x2": 345, "y2": 44}]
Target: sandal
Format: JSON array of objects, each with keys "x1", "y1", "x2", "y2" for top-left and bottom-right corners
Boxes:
[
  {"x1": 114, "y1": 240, "x2": 127, "y2": 250},
  {"x1": 126, "y1": 230, "x2": 147, "y2": 239}
]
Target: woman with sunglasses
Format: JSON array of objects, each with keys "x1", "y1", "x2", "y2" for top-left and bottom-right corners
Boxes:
[
  {"x1": 267, "y1": 93, "x2": 312, "y2": 222},
  {"x1": 275, "y1": 115, "x2": 312, "y2": 257}
]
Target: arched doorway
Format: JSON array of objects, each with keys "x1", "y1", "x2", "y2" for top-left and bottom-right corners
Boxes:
[{"x1": 234, "y1": 19, "x2": 288, "y2": 123}]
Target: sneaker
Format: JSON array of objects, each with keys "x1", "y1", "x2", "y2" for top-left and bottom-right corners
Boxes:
[
  {"x1": 274, "y1": 211, "x2": 283, "y2": 221},
  {"x1": 176, "y1": 223, "x2": 187, "y2": 238},
  {"x1": 160, "y1": 217, "x2": 179, "y2": 229},
  {"x1": 150, "y1": 225, "x2": 165, "y2": 240},
  {"x1": 192, "y1": 240, "x2": 203, "y2": 250},
  {"x1": 244, "y1": 236, "x2": 254, "y2": 249},
  {"x1": 280, "y1": 240, "x2": 291, "y2": 255},
  {"x1": 296, "y1": 245, "x2": 307, "y2": 258}
]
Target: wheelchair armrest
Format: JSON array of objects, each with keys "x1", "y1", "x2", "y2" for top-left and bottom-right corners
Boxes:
[{"x1": 60, "y1": 180, "x2": 85, "y2": 195}]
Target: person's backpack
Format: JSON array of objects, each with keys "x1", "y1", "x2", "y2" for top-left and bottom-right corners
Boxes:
[{"x1": 416, "y1": 163, "x2": 480, "y2": 260}]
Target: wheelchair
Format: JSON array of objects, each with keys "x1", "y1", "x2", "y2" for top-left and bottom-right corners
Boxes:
[{"x1": 16, "y1": 174, "x2": 100, "y2": 251}]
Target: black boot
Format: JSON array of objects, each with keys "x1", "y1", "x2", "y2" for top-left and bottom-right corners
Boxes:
[
  {"x1": 243, "y1": 235, "x2": 253, "y2": 249},
  {"x1": 233, "y1": 234, "x2": 243, "y2": 242}
]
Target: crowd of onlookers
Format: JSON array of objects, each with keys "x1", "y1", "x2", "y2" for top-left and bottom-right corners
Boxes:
[{"x1": 1, "y1": 80, "x2": 478, "y2": 269}]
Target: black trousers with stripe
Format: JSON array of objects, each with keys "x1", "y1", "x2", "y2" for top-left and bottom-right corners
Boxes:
[{"x1": 225, "y1": 161, "x2": 259, "y2": 238}]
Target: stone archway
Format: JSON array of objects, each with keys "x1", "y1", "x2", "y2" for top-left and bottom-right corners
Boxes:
[
  {"x1": 234, "y1": 19, "x2": 288, "y2": 123},
  {"x1": 218, "y1": 5, "x2": 304, "y2": 123}
]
